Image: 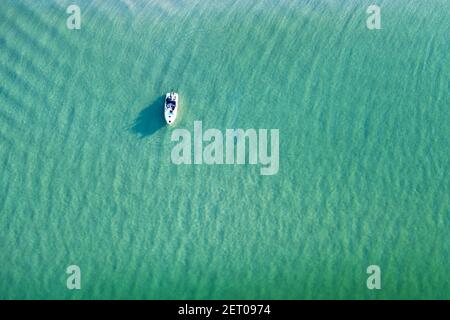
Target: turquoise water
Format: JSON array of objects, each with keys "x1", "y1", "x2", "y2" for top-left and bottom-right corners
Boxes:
[{"x1": 0, "y1": 0, "x2": 449, "y2": 299}]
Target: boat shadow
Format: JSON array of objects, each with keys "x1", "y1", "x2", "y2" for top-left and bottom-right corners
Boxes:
[{"x1": 130, "y1": 96, "x2": 166, "y2": 138}]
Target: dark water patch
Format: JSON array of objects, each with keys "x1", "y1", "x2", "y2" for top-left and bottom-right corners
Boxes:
[
  {"x1": 0, "y1": 85, "x2": 37, "y2": 120},
  {"x1": 13, "y1": 1, "x2": 76, "y2": 50},
  {"x1": 0, "y1": 45, "x2": 55, "y2": 92},
  {"x1": 0, "y1": 10, "x2": 74, "y2": 69},
  {"x1": 0, "y1": 64, "x2": 49, "y2": 112},
  {"x1": 130, "y1": 96, "x2": 165, "y2": 138}
]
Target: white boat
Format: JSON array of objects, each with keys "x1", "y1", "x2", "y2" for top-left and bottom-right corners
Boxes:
[{"x1": 164, "y1": 92, "x2": 178, "y2": 125}]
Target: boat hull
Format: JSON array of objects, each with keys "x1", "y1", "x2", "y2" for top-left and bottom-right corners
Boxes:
[{"x1": 164, "y1": 92, "x2": 178, "y2": 125}]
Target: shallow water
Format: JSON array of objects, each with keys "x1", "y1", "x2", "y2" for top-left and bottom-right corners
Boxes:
[{"x1": 0, "y1": 0, "x2": 448, "y2": 299}]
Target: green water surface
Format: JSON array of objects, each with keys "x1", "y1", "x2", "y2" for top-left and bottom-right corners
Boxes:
[{"x1": 0, "y1": 0, "x2": 448, "y2": 299}]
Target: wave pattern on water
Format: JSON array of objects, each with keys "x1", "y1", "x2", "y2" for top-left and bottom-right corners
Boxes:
[{"x1": 0, "y1": 0, "x2": 449, "y2": 299}]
